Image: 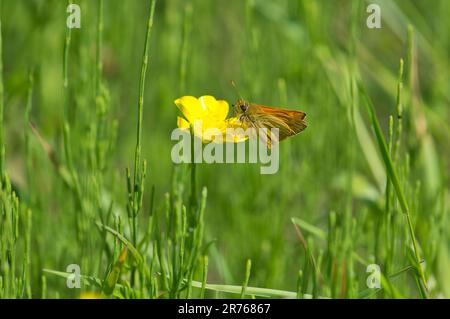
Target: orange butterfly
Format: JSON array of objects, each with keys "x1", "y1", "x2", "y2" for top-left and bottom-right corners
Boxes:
[{"x1": 234, "y1": 98, "x2": 307, "y2": 148}]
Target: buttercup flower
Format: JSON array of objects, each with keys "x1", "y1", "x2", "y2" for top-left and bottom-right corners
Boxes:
[{"x1": 175, "y1": 95, "x2": 247, "y2": 143}]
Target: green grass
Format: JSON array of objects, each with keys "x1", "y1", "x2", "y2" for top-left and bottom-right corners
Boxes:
[{"x1": 1, "y1": 0, "x2": 450, "y2": 299}]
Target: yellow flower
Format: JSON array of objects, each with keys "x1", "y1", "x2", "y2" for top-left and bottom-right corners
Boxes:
[{"x1": 175, "y1": 95, "x2": 247, "y2": 143}]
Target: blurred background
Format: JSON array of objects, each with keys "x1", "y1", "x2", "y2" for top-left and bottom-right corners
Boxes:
[{"x1": 1, "y1": 0, "x2": 449, "y2": 298}]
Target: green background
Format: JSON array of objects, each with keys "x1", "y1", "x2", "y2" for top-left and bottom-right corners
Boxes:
[{"x1": 0, "y1": 0, "x2": 449, "y2": 298}]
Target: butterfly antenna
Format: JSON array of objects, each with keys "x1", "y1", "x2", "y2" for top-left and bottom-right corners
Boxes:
[{"x1": 230, "y1": 80, "x2": 243, "y2": 101}]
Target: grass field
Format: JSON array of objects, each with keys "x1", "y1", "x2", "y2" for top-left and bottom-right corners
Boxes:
[{"x1": 0, "y1": 0, "x2": 449, "y2": 299}]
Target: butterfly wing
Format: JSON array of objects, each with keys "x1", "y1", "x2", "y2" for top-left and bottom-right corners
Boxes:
[{"x1": 248, "y1": 104, "x2": 307, "y2": 142}]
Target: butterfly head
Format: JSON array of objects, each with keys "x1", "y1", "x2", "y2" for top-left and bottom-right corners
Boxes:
[{"x1": 235, "y1": 99, "x2": 249, "y2": 114}]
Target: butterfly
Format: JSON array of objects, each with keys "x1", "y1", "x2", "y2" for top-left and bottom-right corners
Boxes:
[{"x1": 233, "y1": 98, "x2": 307, "y2": 148}]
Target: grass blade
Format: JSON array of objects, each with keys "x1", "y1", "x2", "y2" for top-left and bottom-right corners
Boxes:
[{"x1": 359, "y1": 84, "x2": 428, "y2": 294}]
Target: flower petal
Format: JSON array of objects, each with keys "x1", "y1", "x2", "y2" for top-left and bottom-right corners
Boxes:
[
  {"x1": 198, "y1": 96, "x2": 229, "y2": 121},
  {"x1": 177, "y1": 116, "x2": 190, "y2": 129},
  {"x1": 215, "y1": 99, "x2": 230, "y2": 120},
  {"x1": 174, "y1": 96, "x2": 204, "y2": 123}
]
